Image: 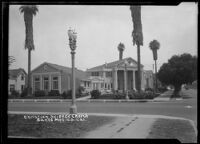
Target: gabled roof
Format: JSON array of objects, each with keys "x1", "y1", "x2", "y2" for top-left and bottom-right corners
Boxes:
[
  {"x1": 9, "y1": 68, "x2": 27, "y2": 79},
  {"x1": 87, "y1": 57, "x2": 144, "y2": 71},
  {"x1": 32, "y1": 62, "x2": 87, "y2": 79}
]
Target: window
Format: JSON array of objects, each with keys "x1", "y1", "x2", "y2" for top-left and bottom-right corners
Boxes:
[
  {"x1": 52, "y1": 76, "x2": 58, "y2": 90},
  {"x1": 87, "y1": 82, "x2": 89, "y2": 87},
  {"x1": 43, "y1": 76, "x2": 49, "y2": 90},
  {"x1": 101, "y1": 83, "x2": 104, "y2": 88},
  {"x1": 10, "y1": 84, "x2": 15, "y2": 92},
  {"x1": 21, "y1": 74, "x2": 24, "y2": 80},
  {"x1": 106, "y1": 72, "x2": 112, "y2": 77},
  {"x1": 91, "y1": 72, "x2": 99, "y2": 76},
  {"x1": 84, "y1": 81, "x2": 87, "y2": 87},
  {"x1": 34, "y1": 77, "x2": 40, "y2": 91},
  {"x1": 21, "y1": 85, "x2": 24, "y2": 91},
  {"x1": 105, "y1": 83, "x2": 107, "y2": 89},
  {"x1": 111, "y1": 83, "x2": 112, "y2": 89}
]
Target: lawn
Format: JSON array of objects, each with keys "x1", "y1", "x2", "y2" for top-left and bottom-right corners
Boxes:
[
  {"x1": 8, "y1": 114, "x2": 115, "y2": 138},
  {"x1": 147, "y1": 118, "x2": 197, "y2": 143}
]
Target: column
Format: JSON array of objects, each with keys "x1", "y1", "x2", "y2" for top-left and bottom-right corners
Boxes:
[
  {"x1": 133, "y1": 70, "x2": 136, "y2": 91},
  {"x1": 40, "y1": 75, "x2": 42, "y2": 90},
  {"x1": 49, "y1": 75, "x2": 51, "y2": 91},
  {"x1": 124, "y1": 69, "x2": 127, "y2": 92},
  {"x1": 114, "y1": 68, "x2": 118, "y2": 90},
  {"x1": 59, "y1": 75, "x2": 62, "y2": 93}
]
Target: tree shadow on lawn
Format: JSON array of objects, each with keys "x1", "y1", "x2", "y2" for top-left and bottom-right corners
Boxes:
[{"x1": 8, "y1": 114, "x2": 115, "y2": 138}]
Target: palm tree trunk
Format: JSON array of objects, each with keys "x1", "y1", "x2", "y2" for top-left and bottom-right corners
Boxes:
[
  {"x1": 27, "y1": 49, "x2": 31, "y2": 97},
  {"x1": 137, "y1": 44, "x2": 141, "y2": 93},
  {"x1": 155, "y1": 60, "x2": 157, "y2": 93}
]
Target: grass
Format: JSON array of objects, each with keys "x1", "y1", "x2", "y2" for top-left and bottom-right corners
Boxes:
[
  {"x1": 8, "y1": 114, "x2": 114, "y2": 138},
  {"x1": 147, "y1": 118, "x2": 197, "y2": 143}
]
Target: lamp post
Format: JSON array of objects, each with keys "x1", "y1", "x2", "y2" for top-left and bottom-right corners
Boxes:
[
  {"x1": 124, "y1": 60, "x2": 129, "y2": 100},
  {"x1": 68, "y1": 28, "x2": 77, "y2": 114}
]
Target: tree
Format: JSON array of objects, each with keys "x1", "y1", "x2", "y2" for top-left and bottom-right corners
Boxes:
[
  {"x1": 157, "y1": 53, "x2": 197, "y2": 97},
  {"x1": 118, "y1": 43, "x2": 125, "y2": 60},
  {"x1": 149, "y1": 40, "x2": 160, "y2": 92},
  {"x1": 8, "y1": 56, "x2": 15, "y2": 67},
  {"x1": 19, "y1": 5, "x2": 38, "y2": 97},
  {"x1": 130, "y1": 6, "x2": 143, "y2": 93}
]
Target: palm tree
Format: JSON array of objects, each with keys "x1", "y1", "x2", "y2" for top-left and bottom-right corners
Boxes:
[
  {"x1": 130, "y1": 6, "x2": 143, "y2": 93},
  {"x1": 118, "y1": 43, "x2": 125, "y2": 60},
  {"x1": 19, "y1": 5, "x2": 38, "y2": 97},
  {"x1": 8, "y1": 56, "x2": 15, "y2": 67},
  {"x1": 149, "y1": 40, "x2": 160, "y2": 92}
]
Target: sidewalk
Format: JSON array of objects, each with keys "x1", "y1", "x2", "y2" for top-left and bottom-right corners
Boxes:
[
  {"x1": 80, "y1": 113, "x2": 197, "y2": 139},
  {"x1": 153, "y1": 90, "x2": 173, "y2": 101},
  {"x1": 82, "y1": 116, "x2": 155, "y2": 138},
  {"x1": 76, "y1": 95, "x2": 91, "y2": 100}
]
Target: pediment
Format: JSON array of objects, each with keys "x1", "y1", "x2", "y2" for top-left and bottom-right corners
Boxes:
[
  {"x1": 118, "y1": 58, "x2": 138, "y2": 68},
  {"x1": 32, "y1": 63, "x2": 59, "y2": 73}
]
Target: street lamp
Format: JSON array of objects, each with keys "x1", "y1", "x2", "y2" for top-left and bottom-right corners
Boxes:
[
  {"x1": 149, "y1": 40, "x2": 160, "y2": 93},
  {"x1": 124, "y1": 60, "x2": 129, "y2": 100},
  {"x1": 68, "y1": 28, "x2": 77, "y2": 114}
]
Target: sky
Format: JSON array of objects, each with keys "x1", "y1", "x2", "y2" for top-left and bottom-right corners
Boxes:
[{"x1": 9, "y1": 3, "x2": 197, "y2": 72}]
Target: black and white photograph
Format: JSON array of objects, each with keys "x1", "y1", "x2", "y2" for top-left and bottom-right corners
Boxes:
[{"x1": 7, "y1": 2, "x2": 197, "y2": 142}]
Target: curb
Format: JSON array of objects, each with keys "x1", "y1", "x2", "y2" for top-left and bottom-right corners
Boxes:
[{"x1": 8, "y1": 99, "x2": 163, "y2": 103}]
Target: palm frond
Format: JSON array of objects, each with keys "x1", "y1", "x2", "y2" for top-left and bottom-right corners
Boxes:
[
  {"x1": 19, "y1": 5, "x2": 38, "y2": 15},
  {"x1": 118, "y1": 43, "x2": 125, "y2": 51},
  {"x1": 149, "y1": 40, "x2": 160, "y2": 50}
]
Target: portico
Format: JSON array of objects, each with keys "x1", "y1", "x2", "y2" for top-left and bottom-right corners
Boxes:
[
  {"x1": 113, "y1": 68, "x2": 137, "y2": 91},
  {"x1": 81, "y1": 57, "x2": 145, "y2": 92}
]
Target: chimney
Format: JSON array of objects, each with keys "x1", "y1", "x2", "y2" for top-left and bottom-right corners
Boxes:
[{"x1": 118, "y1": 43, "x2": 125, "y2": 60}]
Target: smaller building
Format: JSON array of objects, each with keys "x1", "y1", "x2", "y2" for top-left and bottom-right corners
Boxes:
[
  {"x1": 31, "y1": 62, "x2": 86, "y2": 95},
  {"x1": 8, "y1": 68, "x2": 27, "y2": 94}
]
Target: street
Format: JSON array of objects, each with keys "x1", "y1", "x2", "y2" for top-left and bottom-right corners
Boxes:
[{"x1": 8, "y1": 89, "x2": 197, "y2": 126}]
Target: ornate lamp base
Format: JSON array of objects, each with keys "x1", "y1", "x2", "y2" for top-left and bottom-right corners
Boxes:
[{"x1": 69, "y1": 104, "x2": 77, "y2": 114}]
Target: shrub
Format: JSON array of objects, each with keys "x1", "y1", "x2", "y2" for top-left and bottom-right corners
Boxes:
[
  {"x1": 158, "y1": 87, "x2": 167, "y2": 93},
  {"x1": 90, "y1": 90, "x2": 101, "y2": 99},
  {"x1": 128, "y1": 91, "x2": 156, "y2": 99},
  {"x1": 62, "y1": 90, "x2": 72, "y2": 99},
  {"x1": 34, "y1": 90, "x2": 46, "y2": 97},
  {"x1": 114, "y1": 93, "x2": 126, "y2": 99},
  {"x1": 145, "y1": 88, "x2": 154, "y2": 92},
  {"x1": 20, "y1": 88, "x2": 28, "y2": 97},
  {"x1": 61, "y1": 91, "x2": 68, "y2": 99},
  {"x1": 11, "y1": 90, "x2": 20, "y2": 97},
  {"x1": 144, "y1": 91, "x2": 155, "y2": 99},
  {"x1": 48, "y1": 90, "x2": 60, "y2": 96},
  {"x1": 9, "y1": 90, "x2": 20, "y2": 98}
]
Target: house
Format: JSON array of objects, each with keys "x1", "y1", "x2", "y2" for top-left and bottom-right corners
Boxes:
[
  {"x1": 143, "y1": 70, "x2": 154, "y2": 89},
  {"x1": 81, "y1": 57, "x2": 147, "y2": 93},
  {"x1": 8, "y1": 68, "x2": 27, "y2": 94},
  {"x1": 31, "y1": 62, "x2": 86, "y2": 95}
]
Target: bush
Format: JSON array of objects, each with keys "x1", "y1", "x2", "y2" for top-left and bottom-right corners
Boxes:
[
  {"x1": 114, "y1": 93, "x2": 126, "y2": 99},
  {"x1": 9, "y1": 90, "x2": 20, "y2": 98},
  {"x1": 34, "y1": 90, "x2": 46, "y2": 97},
  {"x1": 20, "y1": 88, "x2": 28, "y2": 97},
  {"x1": 158, "y1": 87, "x2": 167, "y2": 93},
  {"x1": 90, "y1": 90, "x2": 101, "y2": 99},
  {"x1": 48, "y1": 90, "x2": 60, "y2": 96},
  {"x1": 145, "y1": 88, "x2": 154, "y2": 92},
  {"x1": 128, "y1": 91, "x2": 155, "y2": 99},
  {"x1": 62, "y1": 90, "x2": 72, "y2": 99}
]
